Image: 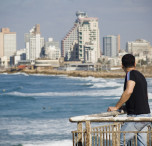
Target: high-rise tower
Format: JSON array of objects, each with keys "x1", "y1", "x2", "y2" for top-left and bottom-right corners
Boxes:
[
  {"x1": 61, "y1": 11, "x2": 100, "y2": 63},
  {"x1": 103, "y1": 35, "x2": 120, "y2": 57},
  {"x1": 0, "y1": 28, "x2": 16, "y2": 58},
  {"x1": 25, "y1": 24, "x2": 44, "y2": 64}
]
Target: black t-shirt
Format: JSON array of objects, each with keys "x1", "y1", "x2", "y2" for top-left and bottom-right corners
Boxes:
[{"x1": 124, "y1": 70, "x2": 150, "y2": 115}]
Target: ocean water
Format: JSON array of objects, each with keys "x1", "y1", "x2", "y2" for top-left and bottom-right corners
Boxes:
[{"x1": 0, "y1": 73, "x2": 152, "y2": 146}]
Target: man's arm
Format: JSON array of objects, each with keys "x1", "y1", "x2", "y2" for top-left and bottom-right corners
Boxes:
[{"x1": 107, "y1": 80, "x2": 135, "y2": 112}]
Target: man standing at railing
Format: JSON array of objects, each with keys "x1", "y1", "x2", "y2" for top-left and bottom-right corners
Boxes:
[{"x1": 107, "y1": 54, "x2": 151, "y2": 146}]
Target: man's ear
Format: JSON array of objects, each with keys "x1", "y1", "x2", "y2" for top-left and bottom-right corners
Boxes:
[
  {"x1": 122, "y1": 64, "x2": 124, "y2": 69},
  {"x1": 134, "y1": 63, "x2": 136, "y2": 67}
]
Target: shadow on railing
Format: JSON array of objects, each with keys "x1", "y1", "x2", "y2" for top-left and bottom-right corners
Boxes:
[{"x1": 69, "y1": 110, "x2": 152, "y2": 146}]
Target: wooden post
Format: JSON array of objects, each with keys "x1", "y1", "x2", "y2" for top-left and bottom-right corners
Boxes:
[
  {"x1": 77, "y1": 122, "x2": 83, "y2": 146},
  {"x1": 86, "y1": 121, "x2": 92, "y2": 146}
]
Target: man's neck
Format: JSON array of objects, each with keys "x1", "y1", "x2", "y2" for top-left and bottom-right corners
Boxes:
[{"x1": 126, "y1": 67, "x2": 135, "y2": 73}]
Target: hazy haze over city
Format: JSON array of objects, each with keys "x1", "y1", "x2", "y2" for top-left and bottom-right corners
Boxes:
[{"x1": 0, "y1": 0, "x2": 152, "y2": 51}]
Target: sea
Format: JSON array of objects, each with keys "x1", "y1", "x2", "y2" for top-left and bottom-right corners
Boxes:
[{"x1": 0, "y1": 73, "x2": 152, "y2": 146}]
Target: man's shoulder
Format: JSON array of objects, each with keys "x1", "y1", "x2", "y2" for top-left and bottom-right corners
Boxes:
[
  {"x1": 131, "y1": 70, "x2": 146, "y2": 81},
  {"x1": 131, "y1": 70, "x2": 143, "y2": 76}
]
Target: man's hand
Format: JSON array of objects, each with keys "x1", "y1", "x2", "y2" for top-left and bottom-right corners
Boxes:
[{"x1": 107, "y1": 106, "x2": 118, "y2": 112}]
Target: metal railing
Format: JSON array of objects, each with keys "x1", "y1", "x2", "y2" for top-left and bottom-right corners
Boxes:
[{"x1": 69, "y1": 110, "x2": 152, "y2": 146}]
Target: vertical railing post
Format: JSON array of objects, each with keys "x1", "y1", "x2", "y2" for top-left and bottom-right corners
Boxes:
[
  {"x1": 115, "y1": 123, "x2": 120, "y2": 146},
  {"x1": 86, "y1": 121, "x2": 92, "y2": 146},
  {"x1": 77, "y1": 122, "x2": 83, "y2": 146}
]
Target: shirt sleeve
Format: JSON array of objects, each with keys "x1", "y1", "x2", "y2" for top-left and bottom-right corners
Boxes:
[{"x1": 127, "y1": 71, "x2": 136, "y2": 82}]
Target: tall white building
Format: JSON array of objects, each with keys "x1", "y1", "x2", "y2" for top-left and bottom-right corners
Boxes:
[
  {"x1": 61, "y1": 11, "x2": 100, "y2": 63},
  {"x1": 103, "y1": 35, "x2": 120, "y2": 57},
  {"x1": 25, "y1": 24, "x2": 44, "y2": 64},
  {"x1": 45, "y1": 38, "x2": 61, "y2": 60},
  {"x1": 0, "y1": 28, "x2": 16, "y2": 67}
]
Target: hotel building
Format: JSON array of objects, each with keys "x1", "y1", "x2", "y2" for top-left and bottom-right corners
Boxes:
[{"x1": 61, "y1": 11, "x2": 100, "y2": 63}]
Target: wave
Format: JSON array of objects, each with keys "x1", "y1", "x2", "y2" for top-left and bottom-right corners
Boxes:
[
  {"x1": 66, "y1": 76, "x2": 107, "y2": 82},
  {"x1": 0, "y1": 117, "x2": 75, "y2": 136},
  {"x1": 30, "y1": 74, "x2": 67, "y2": 77},
  {"x1": 5, "y1": 87, "x2": 123, "y2": 97},
  {"x1": 23, "y1": 140, "x2": 72, "y2": 146},
  {"x1": 103, "y1": 97, "x2": 120, "y2": 100},
  {"x1": 1, "y1": 72, "x2": 8, "y2": 75},
  {"x1": 11, "y1": 72, "x2": 29, "y2": 76},
  {"x1": 91, "y1": 81, "x2": 122, "y2": 88}
]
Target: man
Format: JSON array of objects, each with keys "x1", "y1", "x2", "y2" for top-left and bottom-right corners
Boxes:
[{"x1": 107, "y1": 54, "x2": 151, "y2": 146}]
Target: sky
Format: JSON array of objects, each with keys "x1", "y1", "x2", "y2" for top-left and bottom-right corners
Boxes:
[{"x1": 0, "y1": 0, "x2": 152, "y2": 51}]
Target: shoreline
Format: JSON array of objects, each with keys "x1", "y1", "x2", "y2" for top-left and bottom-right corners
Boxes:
[{"x1": 1, "y1": 68, "x2": 152, "y2": 78}]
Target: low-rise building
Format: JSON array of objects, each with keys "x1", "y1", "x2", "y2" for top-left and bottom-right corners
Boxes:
[
  {"x1": 0, "y1": 56, "x2": 9, "y2": 68},
  {"x1": 10, "y1": 49, "x2": 26, "y2": 66},
  {"x1": 126, "y1": 39, "x2": 151, "y2": 56}
]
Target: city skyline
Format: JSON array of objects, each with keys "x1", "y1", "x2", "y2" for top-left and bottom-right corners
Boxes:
[{"x1": 0, "y1": 0, "x2": 152, "y2": 51}]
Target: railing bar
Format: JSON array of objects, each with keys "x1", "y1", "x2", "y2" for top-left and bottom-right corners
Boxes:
[
  {"x1": 118, "y1": 123, "x2": 121, "y2": 146},
  {"x1": 96, "y1": 128, "x2": 99, "y2": 146},
  {"x1": 73, "y1": 133, "x2": 75, "y2": 146},
  {"x1": 76, "y1": 133, "x2": 78, "y2": 146},
  {"x1": 112, "y1": 125, "x2": 114, "y2": 145},
  {"x1": 100, "y1": 130, "x2": 102, "y2": 146},
  {"x1": 108, "y1": 125, "x2": 111, "y2": 146},
  {"x1": 135, "y1": 133, "x2": 137, "y2": 146},
  {"x1": 93, "y1": 129, "x2": 95, "y2": 146},
  {"x1": 150, "y1": 126, "x2": 152, "y2": 146},
  {"x1": 106, "y1": 126, "x2": 108, "y2": 146},
  {"x1": 74, "y1": 133, "x2": 76, "y2": 146},
  {"x1": 75, "y1": 133, "x2": 76, "y2": 146},
  {"x1": 123, "y1": 133, "x2": 126, "y2": 146},
  {"x1": 83, "y1": 132, "x2": 85, "y2": 146},
  {"x1": 147, "y1": 127, "x2": 149, "y2": 146},
  {"x1": 103, "y1": 127, "x2": 105, "y2": 146}
]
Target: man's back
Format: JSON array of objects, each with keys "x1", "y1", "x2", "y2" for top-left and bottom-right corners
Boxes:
[{"x1": 124, "y1": 70, "x2": 150, "y2": 115}]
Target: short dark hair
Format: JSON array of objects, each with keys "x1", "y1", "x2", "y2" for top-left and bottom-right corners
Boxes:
[{"x1": 122, "y1": 54, "x2": 135, "y2": 68}]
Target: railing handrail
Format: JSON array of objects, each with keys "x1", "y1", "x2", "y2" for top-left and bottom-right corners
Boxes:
[
  {"x1": 69, "y1": 110, "x2": 125, "y2": 122},
  {"x1": 69, "y1": 110, "x2": 152, "y2": 122},
  {"x1": 70, "y1": 116, "x2": 152, "y2": 122}
]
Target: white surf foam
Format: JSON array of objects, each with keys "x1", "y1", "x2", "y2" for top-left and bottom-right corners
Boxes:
[
  {"x1": 103, "y1": 97, "x2": 120, "y2": 100},
  {"x1": 30, "y1": 74, "x2": 67, "y2": 77},
  {"x1": 0, "y1": 118, "x2": 76, "y2": 136},
  {"x1": 67, "y1": 76, "x2": 107, "y2": 82},
  {"x1": 1, "y1": 72, "x2": 8, "y2": 75},
  {"x1": 91, "y1": 81, "x2": 122, "y2": 88},
  {"x1": 23, "y1": 140, "x2": 72, "y2": 146},
  {"x1": 6, "y1": 87, "x2": 123, "y2": 97},
  {"x1": 12, "y1": 72, "x2": 29, "y2": 76}
]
